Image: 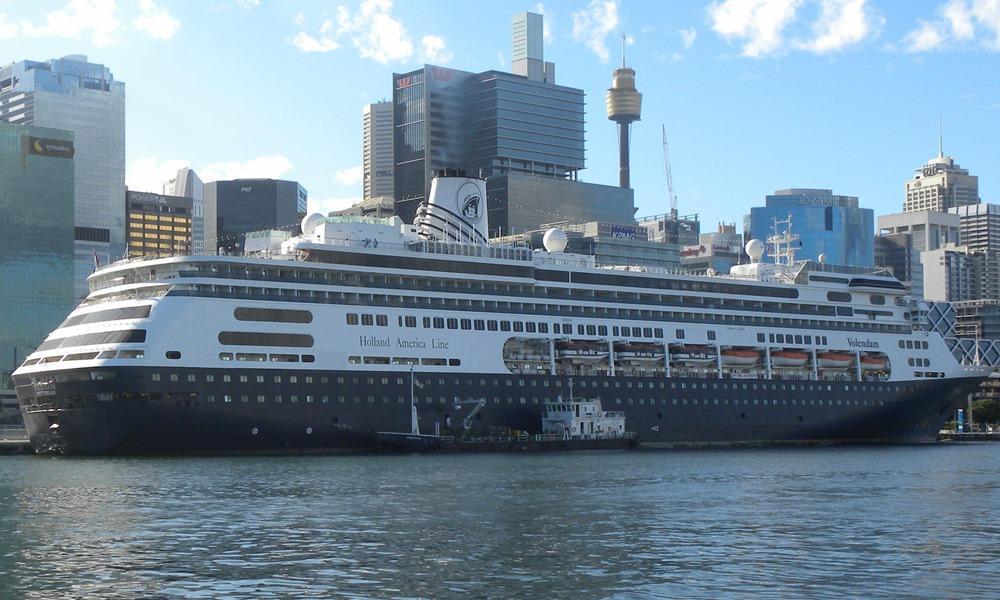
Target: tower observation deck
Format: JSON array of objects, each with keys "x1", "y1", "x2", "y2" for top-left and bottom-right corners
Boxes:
[{"x1": 606, "y1": 37, "x2": 642, "y2": 189}]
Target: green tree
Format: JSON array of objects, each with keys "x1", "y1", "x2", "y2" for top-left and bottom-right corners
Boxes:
[{"x1": 971, "y1": 399, "x2": 1000, "y2": 425}]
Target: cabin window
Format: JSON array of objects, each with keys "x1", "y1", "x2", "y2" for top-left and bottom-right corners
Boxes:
[
  {"x1": 707, "y1": 331, "x2": 716, "y2": 341},
  {"x1": 676, "y1": 329, "x2": 685, "y2": 339},
  {"x1": 361, "y1": 314, "x2": 374, "y2": 326},
  {"x1": 166, "y1": 351, "x2": 181, "y2": 360}
]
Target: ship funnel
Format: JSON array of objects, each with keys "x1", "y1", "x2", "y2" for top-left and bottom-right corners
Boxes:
[{"x1": 414, "y1": 170, "x2": 489, "y2": 245}]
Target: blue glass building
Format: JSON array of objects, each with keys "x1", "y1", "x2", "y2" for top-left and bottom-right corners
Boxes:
[
  {"x1": 0, "y1": 123, "x2": 75, "y2": 404},
  {"x1": 0, "y1": 55, "x2": 126, "y2": 300},
  {"x1": 749, "y1": 188, "x2": 874, "y2": 267}
]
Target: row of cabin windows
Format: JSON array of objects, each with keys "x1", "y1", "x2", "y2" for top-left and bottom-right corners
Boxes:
[
  {"x1": 347, "y1": 356, "x2": 461, "y2": 366},
  {"x1": 347, "y1": 312, "x2": 671, "y2": 340},
  {"x1": 159, "y1": 285, "x2": 908, "y2": 335},
  {"x1": 899, "y1": 340, "x2": 929, "y2": 350},
  {"x1": 761, "y1": 333, "x2": 829, "y2": 346},
  {"x1": 907, "y1": 357, "x2": 931, "y2": 367}
]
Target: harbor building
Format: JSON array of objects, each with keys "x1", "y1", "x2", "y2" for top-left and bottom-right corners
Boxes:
[
  {"x1": 391, "y1": 12, "x2": 633, "y2": 236},
  {"x1": 204, "y1": 179, "x2": 307, "y2": 254},
  {"x1": 0, "y1": 55, "x2": 126, "y2": 299},
  {"x1": 163, "y1": 167, "x2": 205, "y2": 254},
  {"x1": 125, "y1": 189, "x2": 193, "y2": 258},
  {"x1": 681, "y1": 223, "x2": 745, "y2": 275},
  {"x1": 0, "y1": 123, "x2": 75, "y2": 410},
  {"x1": 876, "y1": 210, "x2": 960, "y2": 298},
  {"x1": 363, "y1": 101, "x2": 394, "y2": 201},
  {"x1": 637, "y1": 213, "x2": 701, "y2": 248},
  {"x1": 749, "y1": 189, "x2": 874, "y2": 267},
  {"x1": 904, "y1": 147, "x2": 979, "y2": 213}
]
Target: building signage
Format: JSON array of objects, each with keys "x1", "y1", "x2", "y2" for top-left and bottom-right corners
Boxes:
[
  {"x1": 608, "y1": 225, "x2": 637, "y2": 239},
  {"x1": 23, "y1": 136, "x2": 74, "y2": 159},
  {"x1": 680, "y1": 245, "x2": 706, "y2": 257},
  {"x1": 129, "y1": 191, "x2": 169, "y2": 205}
]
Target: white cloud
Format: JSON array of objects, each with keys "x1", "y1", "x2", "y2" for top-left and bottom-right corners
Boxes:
[
  {"x1": 310, "y1": 197, "x2": 362, "y2": 214},
  {"x1": 0, "y1": 14, "x2": 17, "y2": 39},
  {"x1": 903, "y1": 21, "x2": 946, "y2": 51},
  {"x1": 497, "y1": 50, "x2": 506, "y2": 67},
  {"x1": 334, "y1": 165, "x2": 363, "y2": 187},
  {"x1": 337, "y1": 0, "x2": 413, "y2": 64},
  {"x1": 290, "y1": 24, "x2": 340, "y2": 53},
  {"x1": 795, "y1": 0, "x2": 882, "y2": 54},
  {"x1": 127, "y1": 158, "x2": 191, "y2": 193},
  {"x1": 571, "y1": 0, "x2": 619, "y2": 63},
  {"x1": 294, "y1": 12, "x2": 306, "y2": 28},
  {"x1": 200, "y1": 155, "x2": 294, "y2": 183},
  {"x1": 233, "y1": 0, "x2": 260, "y2": 9},
  {"x1": 902, "y1": 0, "x2": 1000, "y2": 52},
  {"x1": 133, "y1": 0, "x2": 179, "y2": 41},
  {"x1": 679, "y1": 27, "x2": 697, "y2": 49},
  {"x1": 420, "y1": 34, "x2": 453, "y2": 63},
  {"x1": 19, "y1": 0, "x2": 120, "y2": 47},
  {"x1": 534, "y1": 3, "x2": 553, "y2": 43},
  {"x1": 708, "y1": 0, "x2": 803, "y2": 58}
]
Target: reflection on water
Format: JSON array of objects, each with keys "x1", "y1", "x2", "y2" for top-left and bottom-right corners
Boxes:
[{"x1": 1, "y1": 445, "x2": 999, "y2": 598}]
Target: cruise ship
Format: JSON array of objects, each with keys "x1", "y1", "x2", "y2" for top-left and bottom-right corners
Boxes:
[{"x1": 12, "y1": 173, "x2": 990, "y2": 454}]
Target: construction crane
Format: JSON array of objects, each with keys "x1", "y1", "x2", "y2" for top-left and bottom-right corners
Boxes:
[{"x1": 662, "y1": 124, "x2": 678, "y2": 219}]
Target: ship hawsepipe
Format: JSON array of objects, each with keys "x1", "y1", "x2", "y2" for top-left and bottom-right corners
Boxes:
[{"x1": 12, "y1": 174, "x2": 991, "y2": 454}]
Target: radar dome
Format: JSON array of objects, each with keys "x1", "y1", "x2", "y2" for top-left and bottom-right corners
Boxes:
[
  {"x1": 745, "y1": 239, "x2": 765, "y2": 263},
  {"x1": 301, "y1": 212, "x2": 325, "y2": 236},
  {"x1": 818, "y1": 253, "x2": 827, "y2": 264},
  {"x1": 706, "y1": 268, "x2": 717, "y2": 277},
  {"x1": 543, "y1": 228, "x2": 568, "y2": 253}
]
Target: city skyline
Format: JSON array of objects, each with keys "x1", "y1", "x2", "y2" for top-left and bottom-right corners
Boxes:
[{"x1": 1, "y1": 0, "x2": 998, "y2": 230}]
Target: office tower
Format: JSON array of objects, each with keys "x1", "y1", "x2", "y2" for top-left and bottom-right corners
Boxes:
[
  {"x1": 0, "y1": 55, "x2": 126, "y2": 299},
  {"x1": 637, "y1": 213, "x2": 701, "y2": 247},
  {"x1": 493, "y1": 221, "x2": 679, "y2": 269},
  {"x1": 904, "y1": 144, "x2": 979, "y2": 213},
  {"x1": 125, "y1": 189, "x2": 193, "y2": 257},
  {"x1": 749, "y1": 189, "x2": 874, "y2": 266},
  {"x1": 950, "y1": 204, "x2": 1000, "y2": 252},
  {"x1": 164, "y1": 167, "x2": 205, "y2": 254},
  {"x1": 363, "y1": 101, "x2": 395, "y2": 201},
  {"x1": 922, "y1": 244, "x2": 979, "y2": 302},
  {"x1": 876, "y1": 211, "x2": 960, "y2": 298},
  {"x1": 681, "y1": 223, "x2": 746, "y2": 275},
  {"x1": 512, "y1": 12, "x2": 553, "y2": 83},
  {"x1": 204, "y1": 179, "x2": 307, "y2": 254},
  {"x1": 0, "y1": 123, "x2": 75, "y2": 405}
]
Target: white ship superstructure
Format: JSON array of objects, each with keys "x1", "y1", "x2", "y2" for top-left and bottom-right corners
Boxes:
[{"x1": 12, "y1": 173, "x2": 990, "y2": 454}]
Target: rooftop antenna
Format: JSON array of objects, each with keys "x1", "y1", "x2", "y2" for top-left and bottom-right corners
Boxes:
[
  {"x1": 621, "y1": 33, "x2": 626, "y2": 68},
  {"x1": 938, "y1": 114, "x2": 944, "y2": 158}
]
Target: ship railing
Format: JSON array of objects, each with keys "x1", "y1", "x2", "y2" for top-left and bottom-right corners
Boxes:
[{"x1": 0, "y1": 426, "x2": 28, "y2": 442}]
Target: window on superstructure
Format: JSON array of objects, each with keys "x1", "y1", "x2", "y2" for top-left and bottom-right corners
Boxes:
[
  {"x1": 362, "y1": 314, "x2": 374, "y2": 326},
  {"x1": 434, "y1": 317, "x2": 444, "y2": 329},
  {"x1": 526, "y1": 322, "x2": 537, "y2": 333},
  {"x1": 474, "y1": 320, "x2": 485, "y2": 331},
  {"x1": 538, "y1": 323, "x2": 548, "y2": 334},
  {"x1": 513, "y1": 322, "x2": 524, "y2": 332},
  {"x1": 404, "y1": 316, "x2": 416, "y2": 328},
  {"x1": 676, "y1": 329, "x2": 685, "y2": 340},
  {"x1": 347, "y1": 314, "x2": 359, "y2": 325},
  {"x1": 423, "y1": 317, "x2": 432, "y2": 328},
  {"x1": 460, "y1": 319, "x2": 471, "y2": 330},
  {"x1": 632, "y1": 327, "x2": 642, "y2": 337},
  {"x1": 488, "y1": 320, "x2": 498, "y2": 331}
]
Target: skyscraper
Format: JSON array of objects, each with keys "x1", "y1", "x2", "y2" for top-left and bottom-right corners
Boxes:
[
  {"x1": 749, "y1": 189, "x2": 874, "y2": 266},
  {"x1": 363, "y1": 101, "x2": 394, "y2": 201},
  {"x1": 904, "y1": 145, "x2": 979, "y2": 213},
  {"x1": 876, "y1": 210, "x2": 960, "y2": 298},
  {"x1": 0, "y1": 55, "x2": 126, "y2": 299},
  {"x1": 204, "y1": 179, "x2": 307, "y2": 254},
  {"x1": 164, "y1": 167, "x2": 205, "y2": 254},
  {"x1": 0, "y1": 123, "x2": 75, "y2": 405},
  {"x1": 512, "y1": 12, "x2": 553, "y2": 83},
  {"x1": 125, "y1": 189, "x2": 193, "y2": 258}
]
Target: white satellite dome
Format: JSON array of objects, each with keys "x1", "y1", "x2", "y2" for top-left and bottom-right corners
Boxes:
[
  {"x1": 818, "y1": 253, "x2": 827, "y2": 264},
  {"x1": 542, "y1": 228, "x2": 568, "y2": 253},
  {"x1": 301, "y1": 212, "x2": 325, "y2": 236},
  {"x1": 745, "y1": 239, "x2": 765, "y2": 263}
]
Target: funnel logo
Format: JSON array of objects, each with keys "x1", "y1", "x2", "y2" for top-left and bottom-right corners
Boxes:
[{"x1": 455, "y1": 182, "x2": 483, "y2": 224}]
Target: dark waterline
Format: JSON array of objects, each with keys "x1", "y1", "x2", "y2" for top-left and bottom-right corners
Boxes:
[{"x1": 1, "y1": 445, "x2": 999, "y2": 599}]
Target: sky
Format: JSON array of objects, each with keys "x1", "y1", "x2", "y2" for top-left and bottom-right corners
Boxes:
[{"x1": 1, "y1": 0, "x2": 998, "y2": 231}]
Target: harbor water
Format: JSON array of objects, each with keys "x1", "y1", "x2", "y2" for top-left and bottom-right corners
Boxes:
[{"x1": 1, "y1": 444, "x2": 999, "y2": 598}]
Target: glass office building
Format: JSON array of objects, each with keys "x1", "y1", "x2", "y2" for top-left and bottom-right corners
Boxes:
[
  {"x1": 0, "y1": 123, "x2": 75, "y2": 401},
  {"x1": 392, "y1": 64, "x2": 588, "y2": 227},
  {"x1": 204, "y1": 179, "x2": 307, "y2": 254},
  {"x1": 126, "y1": 190, "x2": 193, "y2": 257},
  {"x1": 0, "y1": 55, "x2": 126, "y2": 299},
  {"x1": 749, "y1": 188, "x2": 874, "y2": 267}
]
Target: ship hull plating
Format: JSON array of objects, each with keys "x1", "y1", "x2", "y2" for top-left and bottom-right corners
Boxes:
[{"x1": 15, "y1": 366, "x2": 981, "y2": 455}]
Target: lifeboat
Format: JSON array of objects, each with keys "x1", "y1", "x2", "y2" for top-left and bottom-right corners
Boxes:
[
  {"x1": 770, "y1": 350, "x2": 809, "y2": 368},
  {"x1": 556, "y1": 340, "x2": 609, "y2": 363},
  {"x1": 860, "y1": 354, "x2": 888, "y2": 371},
  {"x1": 670, "y1": 345, "x2": 717, "y2": 366},
  {"x1": 817, "y1": 351, "x2": 853, "y2": 369},
  {"x1": 720, "y1": 348, "x2": 759, "y2": 367},
  {"x1": 615, "y1": 342, "x2": 665, "y2": 364}
]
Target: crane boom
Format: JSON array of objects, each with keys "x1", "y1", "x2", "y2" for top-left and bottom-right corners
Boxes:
[{"x1": 662, "y1": 125, "x2": 678, "y2": 218}]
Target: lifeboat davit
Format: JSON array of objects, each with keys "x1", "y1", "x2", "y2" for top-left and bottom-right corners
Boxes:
[
  {"x1": 860, "y1": 354, "x2": 888, "y2": 371},
  {"x1": 720, "y1": 348, "x2": 759, "y2": 367},
  {"x1": 817, "y1": 351, "x2": 854, "y2": 369},
  {"x1": 771, "y1": 350, "x2": 809, "y2": 368}
]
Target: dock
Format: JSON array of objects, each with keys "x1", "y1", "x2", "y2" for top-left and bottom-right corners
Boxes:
[
  {"x1": 0, "y1": 426, "x2": 30, "y2": 454},
  {"x1": 379, "y1": 432, "x2": 638, "y2": 453},
  {"x1": 938, "y1": 431, "x2": 1000, "y2": 442}
]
